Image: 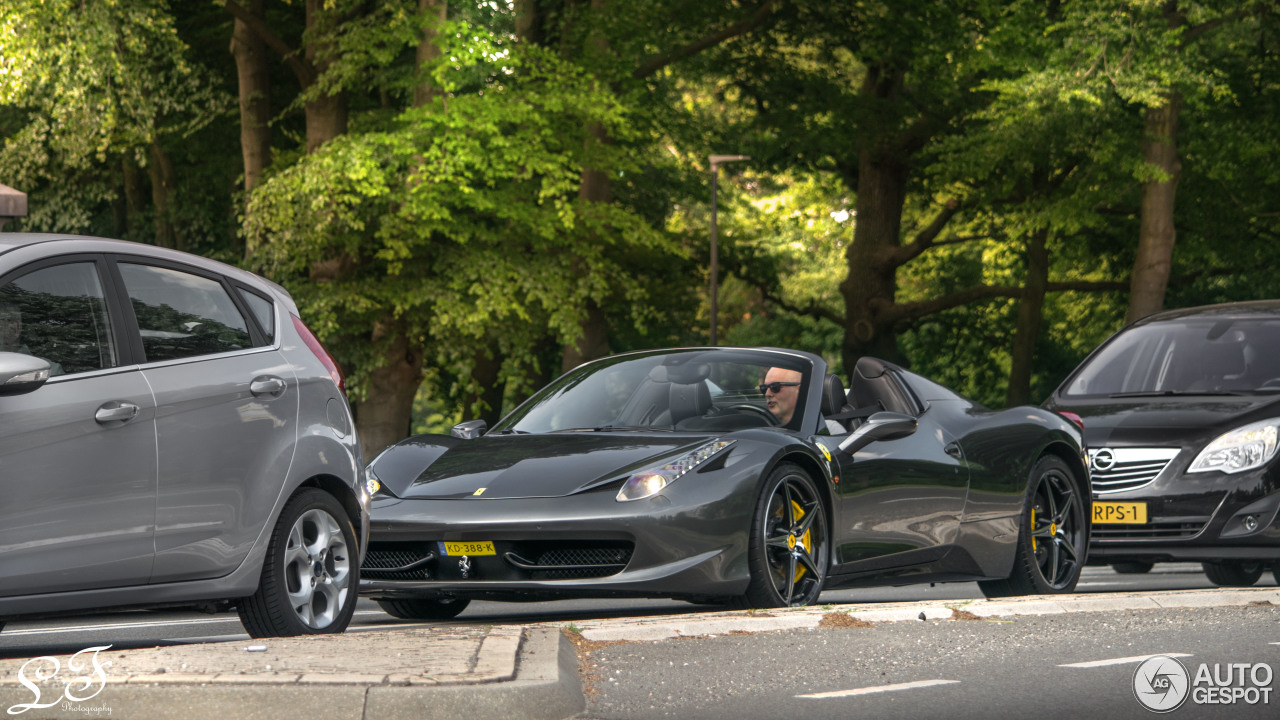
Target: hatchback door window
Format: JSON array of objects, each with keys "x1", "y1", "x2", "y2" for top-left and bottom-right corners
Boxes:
[
  {"x1": 118, "y1": 263, "x2": 252, "y2": 362},
  {"x1": 0, "y1": 262, "x2": 116, "y2": 376}
]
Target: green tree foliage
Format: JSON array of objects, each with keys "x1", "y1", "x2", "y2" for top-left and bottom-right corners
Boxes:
[
  {"x1": 246, "y1": 31, "x2": 672, "y2": 412},
  {"x1": 0, "y1": 0, "x2": 230, "y2": 239}
]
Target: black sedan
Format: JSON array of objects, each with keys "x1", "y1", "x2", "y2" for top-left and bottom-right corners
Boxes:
[
  {"x1": 360, "y1": 347, "x2": 1089, "y2": 618},
  {"x1": 1047, "y1": 301, "x2": 1280, "y2": 587}
]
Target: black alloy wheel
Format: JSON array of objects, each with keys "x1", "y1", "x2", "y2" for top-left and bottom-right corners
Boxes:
[
  {"x1": 238, "y1": 489, "x2": 359, "y2": 637},
  {"x1": 377, "y1": 597, "x2": 471, "y2": 620},
  {"x1": 734, "y1": 463, "x2": 829, "y2": 608},
  {"x1": 980, "y1": 455, "x2": 1087, "y2": 598},
  {"x1": 1202, "y1": 560, "x2": 1264, "y2": 587},
  {"x1": 1111, "y1": 561, "x2": 1154, "y2": 575}
]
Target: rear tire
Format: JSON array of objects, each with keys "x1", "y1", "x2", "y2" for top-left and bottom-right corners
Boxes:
[
  {"x1": 376, "y1": 597, "x2": 471, "y2": 620},
  {"x1": 980, "y1": 455, "x2": 1087, "y2": 598},
  {"x1": 731, "y1": 463, "x2": 828, "y2": 609},
  {"x1": 238, "y1": 489, "x2": 359, "y2": 638},
  {"x1": 1111, "y1": 561, "x2": 1154, "y2": 575},
  {"x1": 1202, "y1": 560, "x2": 1264, "y2": 587}
]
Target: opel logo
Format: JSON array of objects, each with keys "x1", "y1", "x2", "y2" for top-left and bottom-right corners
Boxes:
[{"x1": 1091, "y1": 448, "x2": 1116, "y2": 472}]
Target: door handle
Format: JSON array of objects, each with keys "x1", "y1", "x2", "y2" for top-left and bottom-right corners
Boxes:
[
  {"x1": 95, "y1": 401, "x2": 139, "y2": 424},
  {"x1": 250, "y1": 376, "x2": 286, "y2": 397},
  {"x1": 944, "y1": 442, "x2": 963, "y2": 458}
]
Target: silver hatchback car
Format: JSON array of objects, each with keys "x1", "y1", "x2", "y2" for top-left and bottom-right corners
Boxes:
[{"x1": 0, "y1": 234, "x2": 367, "y2": 637}]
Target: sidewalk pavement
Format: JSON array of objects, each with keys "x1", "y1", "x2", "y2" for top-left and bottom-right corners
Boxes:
[{"x1": 1, "y1": 586, "x2": 1277, "y2": 720}]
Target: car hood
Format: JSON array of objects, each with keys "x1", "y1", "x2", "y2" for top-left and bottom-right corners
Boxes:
[
  {"x1": 1052, "y1": 394, "x2": 1280, "y2": 446},
  {"x1": 396, "y1": 433, "x2": 708, "y2": 500}
]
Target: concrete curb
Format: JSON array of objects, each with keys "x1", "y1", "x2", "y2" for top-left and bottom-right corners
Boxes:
[
  {"x1": 567, "y1": 587, "x2": 1280, "y2": 642},
  {"x1": 0, "y1": 628, "x2": 583, "y2": 720}
]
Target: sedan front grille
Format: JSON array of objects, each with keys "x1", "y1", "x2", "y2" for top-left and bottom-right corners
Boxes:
[
  {"x1": 1089, "y1": 447, "x2": 1180, "y2": 494},
  {"x1": 1091, "y1": 520, "x2": 1207, "y2": 541}
]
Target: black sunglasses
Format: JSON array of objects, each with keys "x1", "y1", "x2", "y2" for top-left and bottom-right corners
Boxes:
[{"x1": 757, "y1": 381, "x2": 801, "y2": 394}]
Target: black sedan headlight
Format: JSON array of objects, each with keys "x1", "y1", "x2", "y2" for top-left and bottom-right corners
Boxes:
[{"x1": 1188, "y1": 418, "x2": 1280, "y2": 475}]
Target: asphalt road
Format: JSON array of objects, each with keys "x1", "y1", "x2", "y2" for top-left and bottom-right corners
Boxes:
[
  {"x1": 0, "y1": 563, "x2": 1227, "y2": 657},
  {"x1": 577, "y1": 604, "x2": 1280, "y2": 720}
]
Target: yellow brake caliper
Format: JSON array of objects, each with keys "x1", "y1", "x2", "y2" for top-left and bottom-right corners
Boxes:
[
  {"x1": 1031, "y1": 508, "x2": 1037, "y2": 552},
  {"x1": 791, "y1": 499, "x2": 810, "y2": 581}
]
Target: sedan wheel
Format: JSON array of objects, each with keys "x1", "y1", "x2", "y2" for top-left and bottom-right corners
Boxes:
[
  {"x1": 377, "y1": 597, "x2": 471, "y2": 620},
  {"x1": 980, "y1": 455, "x2": 1086, "y2": 598},
  {"x1": 1202, "y1": 560, "x2": 1264, "y2": 587},
  {"x1": 734, "y1": 464, "x2": 828, "y2": 608},
  {"x1": 238, "y1": 489, "x2": 358, "y2": 637}
]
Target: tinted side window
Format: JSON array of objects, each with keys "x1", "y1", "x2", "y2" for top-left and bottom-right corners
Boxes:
[
  {"x1": 238, "y1": 287, "x2": 275, "y2": 343},
  {"x1": 0, "y1": 262, "x2": 117, "y2": 376},
  {"x1": 119, "y1": 263, "x2": 252, "y2": 362}
]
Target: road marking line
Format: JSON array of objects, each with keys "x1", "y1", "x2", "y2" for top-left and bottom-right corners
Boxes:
[
  {"x1": 0, "y1": 617, "x2": 245, "y2": 636},
  {"x1": 1060, "y1": 653, "x2": 1192, "y2": 668},
  {"x1": 798, "y1": 679, "x2": 960, "y2": 698}
]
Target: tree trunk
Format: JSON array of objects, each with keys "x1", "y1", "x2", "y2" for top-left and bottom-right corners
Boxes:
[
  {"x1": 839, "y1": 143, "x2": 909, "y2": 373},
  {"x1": 1007, "y1": 228, "x2": 1050, "y2": 407},
  {"x1": 231, "y1": 0, "x2": 272, "y2": 195},
  {"x1": 304, "y1": 0, "x2": 348, "y2": 153},
  {"x1": 1126, "y1": 96, "x2": 1181, "y2": 324},
  {"x1": 147, "y1": 141, "x2": 179, "y2": 249},
  {"x1": 353, "y1": 320, "x2": 424, "y2": 459},
  {"x1": 562, "y1": 300, "x2": 611, "y2": 372},
  {"x1": 463, "y1": 343, "x2": 506, "y2": 427},
  {"x1": 414, "y1": 0, "x2": 448, "y2": 107}
]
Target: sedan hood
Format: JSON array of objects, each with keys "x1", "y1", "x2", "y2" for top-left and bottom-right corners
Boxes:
[
  {"x1": 1054, "y1": 394, "x2": 1280, "y2": 446},
  {"x1": 398, "y1": 433, "x2": 706, "y2": 500}
]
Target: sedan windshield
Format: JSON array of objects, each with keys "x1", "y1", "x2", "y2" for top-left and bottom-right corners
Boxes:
[
  {"x1": 1063, "y1": 317, "x2": 1280, "y2": 397},
  {"x1": 492, "y1": 349, "x2": 813, "y2": 433}
]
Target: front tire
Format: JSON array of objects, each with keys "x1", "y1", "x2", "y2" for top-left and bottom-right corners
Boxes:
[
  {"x1": 733, "y1": 464, "x2": 828, "y2": 609},
  {"x1": 377, "y1": 597, "x2": 471, "y2": 620},
  {"x1": 979, "y1": 455, "x2": 1087, "y2": 598},
  {"x1": 238, "y1": 489, "x2": 359, "y2": 638},
  {"x1": 1202, "y1": 560, "x2": 1264, "y2": 587}
]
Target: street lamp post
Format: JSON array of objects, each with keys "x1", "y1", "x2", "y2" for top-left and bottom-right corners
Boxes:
[{"x1": 708, "y1": 154, "x2": 749, "y2": 346}]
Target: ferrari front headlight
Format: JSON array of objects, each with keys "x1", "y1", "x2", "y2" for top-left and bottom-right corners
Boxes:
[
  {"x1": 1188, "y1": 418, "x2": 1280, "y2": 474},
  {"x1": 616, "y1": 439, "x2": 735, "y2": 502}
]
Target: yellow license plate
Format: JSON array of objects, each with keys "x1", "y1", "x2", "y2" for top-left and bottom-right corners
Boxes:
[
  {"x1": 438, "y1": 541, "x2": 496, "y2": 556},
  {"x1": 1093, "y1": 501, "x2": 1147, "y2": 524}
]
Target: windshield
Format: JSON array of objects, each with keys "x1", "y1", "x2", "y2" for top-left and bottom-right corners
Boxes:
[
  {"x1": 1063, "y1": 317, "x2": 1280, "y2": 397},
  {"x1": 493, "y1": 349, "x2": 813, "y2": 433}
]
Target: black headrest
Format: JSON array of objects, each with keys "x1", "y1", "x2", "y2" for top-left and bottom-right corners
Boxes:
[
  {"x1": 821, "y1": 374, "x2": 845, "y2": 415},
  {"x1": 669, "y1": 382, "x2": 712, "y2": 424}
]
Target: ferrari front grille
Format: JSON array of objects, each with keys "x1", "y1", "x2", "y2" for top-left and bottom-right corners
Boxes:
[
  {"x1": 362, "y1": 544, "x2": 436, "y2": 580},
  {"x1": 1089, "y1": 447, "x2": 1180, "y2": 494},
  {"x1": 504, "y1": 542, "x2": 634, "y2": 580}
]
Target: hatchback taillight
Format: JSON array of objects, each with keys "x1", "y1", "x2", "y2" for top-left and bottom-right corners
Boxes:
[
  {"x1": 1058, "y1": 411, "x2": 1085, "y2": 432},
  {"x1": 291, "y1": 314, "x2": 345, "y2": 394}
]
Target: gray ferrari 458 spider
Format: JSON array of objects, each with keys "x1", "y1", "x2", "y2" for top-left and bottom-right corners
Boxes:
[{"x1": 359, "y1": 347, "x2": 1090, "y2": 618}]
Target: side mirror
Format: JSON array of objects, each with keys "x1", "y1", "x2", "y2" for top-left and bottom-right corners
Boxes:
[
  {"x1": 450, "y1": 419, "x2": 488, "y2": 440},
  {"x1": 838, "y1": 411, "x2": 917, "y2": 455},
  {"x1": 0, "y1": 352, "x2": 51, "y2": 397}
]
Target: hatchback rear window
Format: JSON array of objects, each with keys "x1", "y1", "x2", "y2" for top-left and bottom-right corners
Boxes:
[{"x1": 119, "y1": 263, "x2": 252, "y2": 362}]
